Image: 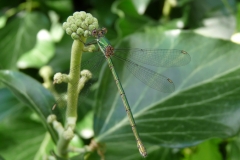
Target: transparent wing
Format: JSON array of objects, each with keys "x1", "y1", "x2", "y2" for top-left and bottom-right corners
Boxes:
[
  {"x1": 81, "y1": 52, "x2": 105, "y2": 74},
  {"x1": 126, "y1": 59, "x2": 175, "y2": 93},
  {"x1": 114, "y1": 48, "x2": 191, "y2": 67},
  {"x1": 114, "y1": 55, "x2": 175, "y2": 93}
]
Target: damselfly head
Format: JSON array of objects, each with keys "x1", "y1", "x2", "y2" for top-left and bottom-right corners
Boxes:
[
  {"x1": 97, "y1": 28, "x2": 107, "y2": 37},
  {"x1": 92, "y1": 28, "x2": 108, "y2": 38}
]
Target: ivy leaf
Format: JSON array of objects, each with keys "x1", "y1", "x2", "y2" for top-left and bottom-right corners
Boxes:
[
  {"x1": 0, "y1": 70, "x2": 61, "y2": 143},
  {"x1": 0, "y1": 88, "x2": 25, "y2": 121},
  {"x1": 93, "y1": 27, "x2": 240, "y2": 158},
  {"x1": 0, "y1": 116, "x2": 53, "y2": 160},
  {"x1": 17, "y1": 30, "x2": 55, "y2": 69},
  {"x1": 0, "y1": 11, "x2": 50, "y2": 69}
]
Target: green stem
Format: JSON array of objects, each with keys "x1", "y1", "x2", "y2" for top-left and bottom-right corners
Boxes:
[
  {"x1": 67, "y1": 39, "x2": 86, "y2": 119},
  {"x1": 56, "y1": 38, "x2": 86, "y2": 158}
]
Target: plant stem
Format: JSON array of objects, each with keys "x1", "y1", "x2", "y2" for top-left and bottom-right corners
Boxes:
[
  {"x1": 67, "y1": 39, "x2": 86, "y2": 120},
  {"x1": 56, "y1": 38, "x2": 86, "y2": 158}
]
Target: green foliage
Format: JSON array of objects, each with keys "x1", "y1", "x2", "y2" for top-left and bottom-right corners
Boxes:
[
  {"x1": 0, "y1": 12, "x2": 50, "y2": 69},
  {"x1": 0, "y1": 0, "x2": 240, "y2": 160}
]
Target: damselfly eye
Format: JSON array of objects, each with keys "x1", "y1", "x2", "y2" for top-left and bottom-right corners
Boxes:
[{"x1": 92, "y1": 29, "x2": 97, "y2": 36}]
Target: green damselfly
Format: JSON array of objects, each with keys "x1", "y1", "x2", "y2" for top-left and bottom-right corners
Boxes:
[{"x1": 90, "y1": 28, "x2": 191, "y2": 157}]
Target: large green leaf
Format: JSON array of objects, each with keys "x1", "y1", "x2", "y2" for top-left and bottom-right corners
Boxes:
[
  {"x1": 0, "y1": 116, "x2": 53, "y2": 160},
  {"x1": 0, "y1": 11, "x2": 50, "y2": 69},
  {"x1": 0, "y1": 70, "x2": 61, "y2": 143},
  {"x1": 93, "y1": 27, "x2": 240, "y2": 158},
  {"x1": 17, "y1": 30, "x2": 55, "y2": 69},
  {"x1": 0, "y1": 88, "x2": 25, "y2": 121}
]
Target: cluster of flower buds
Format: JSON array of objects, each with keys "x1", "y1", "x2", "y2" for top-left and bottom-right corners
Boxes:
[{"x1": 62, "y1": 11, "x2": 99, "y2": 40}]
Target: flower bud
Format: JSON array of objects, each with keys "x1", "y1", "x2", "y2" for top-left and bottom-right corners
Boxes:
[{"x1": 62, "y1": 11, "x2": 99, "y2": 40}]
